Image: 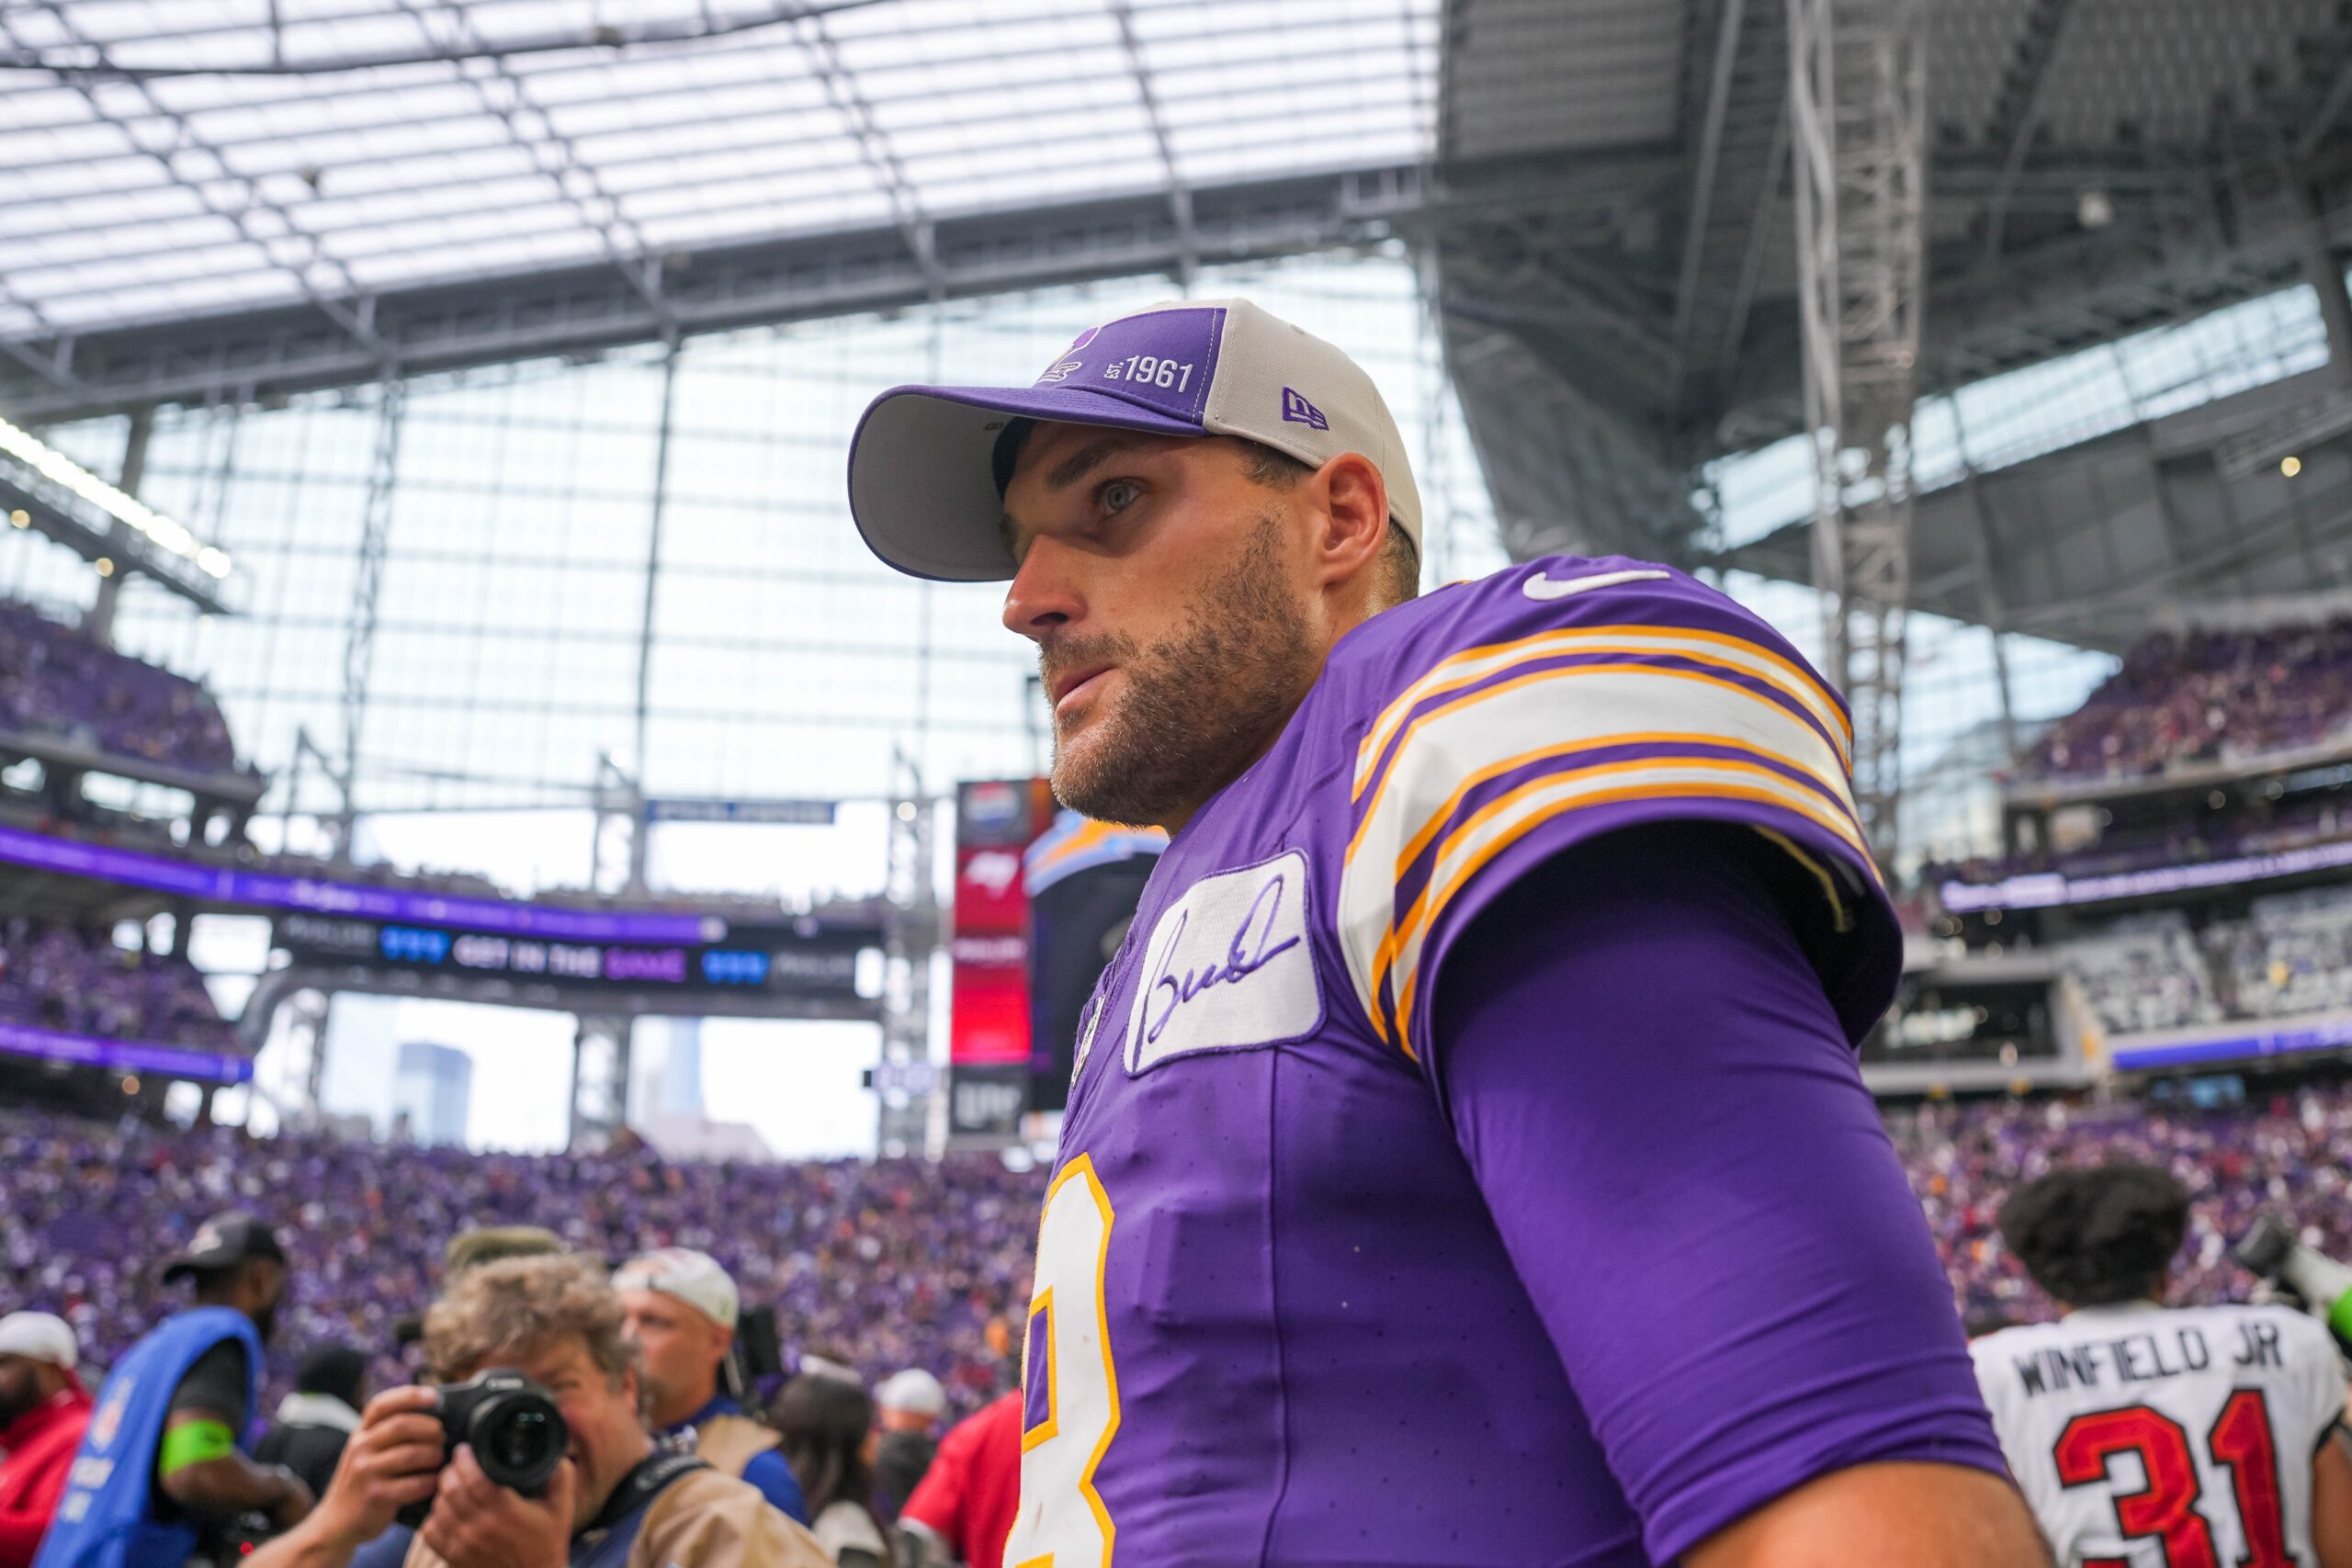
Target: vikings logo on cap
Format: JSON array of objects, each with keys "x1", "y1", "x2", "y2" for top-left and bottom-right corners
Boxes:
[{"x1": 1034, "y1": 324, "x2": 1104, "y2": 385}]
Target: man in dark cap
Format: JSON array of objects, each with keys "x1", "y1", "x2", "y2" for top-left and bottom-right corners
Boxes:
[
  {"x1": 33, "y1": 1213, "x2": 313, "y2": 1568},
  {"x1": 257, "y1": 1345, "x2": 369, "y2": 1502}
]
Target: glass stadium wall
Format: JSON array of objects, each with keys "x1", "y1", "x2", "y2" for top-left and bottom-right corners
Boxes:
[
  {"x1": 5, "y1": 248, "x2": 2340, "y2": 883},
  {"x1": 2, "y1": 254, "x2": 1503, "y2": 838}
]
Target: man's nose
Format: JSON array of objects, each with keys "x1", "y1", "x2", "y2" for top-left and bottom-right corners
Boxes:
[{"x1": 1002, "y1": 536, "x2": 1081, "y2": 641}]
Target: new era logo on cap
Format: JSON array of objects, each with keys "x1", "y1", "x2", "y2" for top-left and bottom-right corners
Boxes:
[{"x1": 1281, "y1": 387, "x2": 1329, "y2": 432}]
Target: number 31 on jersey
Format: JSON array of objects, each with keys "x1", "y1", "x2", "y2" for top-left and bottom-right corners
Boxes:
[{"x1": 1005, "y1": 1156, "x2": 1121, "y2": 1568}]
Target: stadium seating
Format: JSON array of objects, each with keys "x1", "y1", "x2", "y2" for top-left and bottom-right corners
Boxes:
[
  {"x1": 2056, "y1": 915, "x2": 2223, "y2": 1035},
  {"x1": 0, "y1": 919, "x2": 232, "y2": 1050},
  {"x1": 0, "y1": 599, "x2": 237, "y2": 775},
  {"x1": 2027, "y1": 619, "x2": 2352, "y2": 781},
  {"x1": 2211, "y1": 885, "x2": 2352, "y2": 1020}
]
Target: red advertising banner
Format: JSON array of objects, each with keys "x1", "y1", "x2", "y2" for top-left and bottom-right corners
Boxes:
[{"x1": 949, "y1": 778, "x2": 1055, "y2": 1066}]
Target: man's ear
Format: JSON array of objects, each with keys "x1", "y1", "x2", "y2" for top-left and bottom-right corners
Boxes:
[{"x1": 1309, "y1": 452, "x2": 1389, "y2": 592}]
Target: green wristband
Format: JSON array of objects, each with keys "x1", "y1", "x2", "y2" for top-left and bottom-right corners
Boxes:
[
  {"x1": 158, "y1": 1419, "x2": 237, "y2": 1476},
  {"x1": 2329, "y1": 1288, "x2": 2352, "y2": 1347}
]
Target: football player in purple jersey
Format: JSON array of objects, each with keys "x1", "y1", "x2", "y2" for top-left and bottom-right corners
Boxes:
[{"x1": 847, "y1": 300, "x2": 2047, "y2": 1566}]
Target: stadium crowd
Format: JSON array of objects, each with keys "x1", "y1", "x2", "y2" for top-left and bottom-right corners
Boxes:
[
  {"x1": 1894, "y1": 1081, "x2": 2352, "y2": 1332},
  {"x1": 10, "y1": 1080, "x2": 2352, "y2": 1411},
  {"x1": 0, "y1": 1111, "x2": 1036, "y2": 1424},
  {"x1": 0, "y1": 602, "x2": 236, "y2": 776},
  {"x1": 0, "y1": 919, "x2": 233, "y2": 1051},
  {"x1": 2028, "y1": 617, "x2": 2352, "y2": 781}
]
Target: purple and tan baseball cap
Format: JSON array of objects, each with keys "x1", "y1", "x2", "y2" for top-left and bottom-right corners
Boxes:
[{"x1": 846, "y1": 298, "x2": 1423, "y2": 581}]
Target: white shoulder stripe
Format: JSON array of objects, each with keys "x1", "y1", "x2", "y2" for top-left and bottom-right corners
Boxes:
[
  {"x1": 1337, "y1": 661, "x2": 1862, "y2": 1035},
  {"x1": 1354, "y1": 626, "x2": 1851, "y2": 797}
]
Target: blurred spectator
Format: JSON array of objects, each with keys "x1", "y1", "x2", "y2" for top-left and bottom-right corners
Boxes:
[
  {"x1": 255, "y1": 1343, "x2": 368, "y2": 1503},
  {"x1": 870, "y1": 1432, "x2": 934, "y2": 1529},
  {"x1": 0, "y1": 918, "x2": 233, "y2": 1052},
  {"x1": 874, "y1": 1370, "x2": 944, "y2": 1438},
  {"x1": 869, "y1": 1370, "x2": 944, "y2": 1530},
  {"x1": 615, "y1": 1249, "x2": 807, "y2": 1525},
  {"x1": 773, "y1": 1374, "x2": 893, "y2": 1568},
  {"x1": 0, "y1": 602, "x2": 235, "y2": 775},
  {"x1": 899, "y1": 1392, "x2": 1022, "y2": 1568},
  {"x1": 0, "y1": 1313, "x2": 88, "y2": 1568},
  {"x1": 2029, "y1": 619, "x2": 2352, "y2": 781},
  {"x1": 35, "y1": 1213, "x2": 310, "y2": 1568}
]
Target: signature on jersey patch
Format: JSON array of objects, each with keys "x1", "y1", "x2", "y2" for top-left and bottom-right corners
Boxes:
[{"x1": 1126, "y1": 850, "x2": 1323, "y2": 1074}]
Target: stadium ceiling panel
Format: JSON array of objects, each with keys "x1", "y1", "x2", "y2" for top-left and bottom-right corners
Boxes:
[{"x1": 0, "y1": 0, "x2": 1437, "y2": 412}]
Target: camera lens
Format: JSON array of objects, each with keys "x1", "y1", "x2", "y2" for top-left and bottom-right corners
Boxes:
[
  {"x1": 489, "y1": 1408, "x2": 555, "y2": 1472},
  {"x1": 467, "y1": 1390, "x2": 565, "y2": 1493}
]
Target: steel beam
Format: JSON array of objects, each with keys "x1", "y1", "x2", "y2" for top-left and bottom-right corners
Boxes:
[
  {"x1": 0, "y1": 157, "x2": 1660, "y2": 422},
  {"x1": 793, "y1": 9, "x2": 941, "y2": 295},
  {"x1": 1977, "y1": 0, "x2": 2080, "y2": 266},
  {"x1": 1787, "y1": 0, "x2": 1927, "y2": 861},
  {"x1": 1672, "y1": 0, "x2": 1751, "y2": 358},
  {"x1": 337, "y1": 379, "x2": 404, "y2": 855},
  {"x1": 12, "y1": 6, "x2": 390, "y2": 363},
  {"x1": 1112, "y1": 0, "x2": 1201, "y2": 284},
  {"x1": 396, "y1": 0, "x2": 675, "y2": 330}
]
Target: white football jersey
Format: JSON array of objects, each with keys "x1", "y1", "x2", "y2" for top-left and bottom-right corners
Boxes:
[{"x1": 1974, "y1": 1302, "x2": 2347, "y2": 1567}]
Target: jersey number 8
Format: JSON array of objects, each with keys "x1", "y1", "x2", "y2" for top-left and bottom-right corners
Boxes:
[{"x1": 1005, "y1": 1156, "x2": 1120, "y2": 1568}]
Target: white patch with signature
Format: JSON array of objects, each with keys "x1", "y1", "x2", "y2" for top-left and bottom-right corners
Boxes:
[{"x1": 1125, "y1": 851, "x2": 1321, "y2": 1074}]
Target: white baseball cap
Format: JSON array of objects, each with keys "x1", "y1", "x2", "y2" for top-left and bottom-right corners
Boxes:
[
  {"x1": 846, "y1": 298, "x2": 1423, "y2": 581},
  {"x1": 0, "y1": 1311, "x2": 77, "y2": 1370},
  {"x1": 876, "y1": 1368, "x2": 945, "y2": 1417},
  {"x1": 613, "y1": 1248, "x2": 739, "y2": 1334}
]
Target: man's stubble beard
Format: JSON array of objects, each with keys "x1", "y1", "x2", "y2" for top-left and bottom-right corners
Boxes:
[{"x1": 1046, "y1": 512, "x2": 1317, "y2": 829}]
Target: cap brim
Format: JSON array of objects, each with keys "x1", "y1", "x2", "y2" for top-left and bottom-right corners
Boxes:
[{"x1": 847, "y1": 383, "x2": 1204, "y2": 582}]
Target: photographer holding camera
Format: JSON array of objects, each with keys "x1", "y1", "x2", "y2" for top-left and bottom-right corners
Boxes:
[{"x1": 249, "y1": 1256, "x2": 828, "y2": 1568}]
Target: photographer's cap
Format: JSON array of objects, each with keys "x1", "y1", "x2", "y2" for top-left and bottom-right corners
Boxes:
[
  {"x1": 847, "y1": 298, "x2": 1422, "y2": 581},
  {"x1": 162, "y1": 1212, "x2": 286, "y2": 1283},
  {"x1": 876, "y1": 1368, "x2": 945, "y2": 1418},
  {"x1": 614, "y1": 1247, "x2": 738, "y2": 1334},
  {"x1": 0, "y1": 1312, "x2": 77, "y2": 1371}
]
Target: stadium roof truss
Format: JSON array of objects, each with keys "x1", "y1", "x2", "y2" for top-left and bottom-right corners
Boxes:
[
  {"x1": 0, "y1": 0, "x2": 1447, "y2": 416},
  {"x1": 7, "y1": 0, "x2": 2352, "y2": 658}
]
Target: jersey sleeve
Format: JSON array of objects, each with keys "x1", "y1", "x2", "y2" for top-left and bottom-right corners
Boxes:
[
  {"x1": 1332, "y1": 558, "x2": 1900, "y2": 1065},
  {"x1": 1430, "y1": 823, "x2": 2008, "y2": 1561}
]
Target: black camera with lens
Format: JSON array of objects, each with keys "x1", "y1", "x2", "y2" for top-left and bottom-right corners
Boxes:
[{"x1": 394, "y1": 1368, "x2": 569, "y2": 1528}]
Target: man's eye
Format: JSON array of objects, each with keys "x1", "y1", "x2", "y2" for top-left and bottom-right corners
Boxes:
[{"x1": 1099, "y1": 479, "x2": 1141, "y2": 513}]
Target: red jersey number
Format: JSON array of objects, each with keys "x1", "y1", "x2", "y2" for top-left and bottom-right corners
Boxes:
[{"x1": 2052, "y1": 1394, "x2": 2290, "y2": 1568}]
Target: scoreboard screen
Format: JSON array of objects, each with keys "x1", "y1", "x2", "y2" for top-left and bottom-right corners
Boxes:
[{"x1": 275, "y1": 911, "x2": 876, "y2": 1002}]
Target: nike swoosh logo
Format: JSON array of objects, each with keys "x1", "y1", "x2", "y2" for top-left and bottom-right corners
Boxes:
[{"x1": 1522, "y1": 568, "x2": 1670, "y2": 601}]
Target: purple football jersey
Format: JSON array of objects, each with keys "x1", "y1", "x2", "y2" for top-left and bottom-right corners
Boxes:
[{"x1": 1005, "y1": 558, "x2": 1919, "y2": 1565}]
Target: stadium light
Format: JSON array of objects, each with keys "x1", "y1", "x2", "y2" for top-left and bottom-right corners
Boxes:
[
  {"x1": 2282, "y1": 455, "x2": 2303, "y2": 478},
  {"x1": 0, "y1": 411, "x2": 232, "y2": 579}
]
